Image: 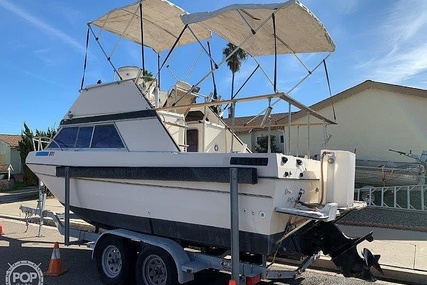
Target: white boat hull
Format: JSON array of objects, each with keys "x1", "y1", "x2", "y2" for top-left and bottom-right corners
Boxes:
[{"x1": 28, "y1": 151, "x2": 320, "y2": 254}]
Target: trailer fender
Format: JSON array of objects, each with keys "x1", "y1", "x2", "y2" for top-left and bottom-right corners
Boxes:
[{"x1": 92, "y1": 229, "x2": 194, "y2": 284}]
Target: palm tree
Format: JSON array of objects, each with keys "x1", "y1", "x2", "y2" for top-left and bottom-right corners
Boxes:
[{"x1": 222, "y1": 42, "x2": 247, "y2": 118}]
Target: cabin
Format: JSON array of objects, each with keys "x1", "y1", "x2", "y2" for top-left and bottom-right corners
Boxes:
[{"x1": 228, "y1": 80, "x2": 427, "y2": 164}]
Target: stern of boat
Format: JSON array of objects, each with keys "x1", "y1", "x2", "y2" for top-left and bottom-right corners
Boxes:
[{"x1": 272, "y1": 150, "x2": 382, "y2": 281}]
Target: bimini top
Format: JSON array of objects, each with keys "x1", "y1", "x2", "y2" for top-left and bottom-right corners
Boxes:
[
  {"x1": 89, "y1": 0, "x2": 211, "y2": 53},
  {"x1": 181, "y1": 0, "x2": 335, "y2": 56}
]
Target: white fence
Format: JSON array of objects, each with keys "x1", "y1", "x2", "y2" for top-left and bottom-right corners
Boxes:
[{"x1": 355, "y1": 185, "x2": 427, "y2": 211}]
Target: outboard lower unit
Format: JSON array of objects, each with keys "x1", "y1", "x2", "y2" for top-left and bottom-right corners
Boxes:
[{"x1": 282, "y1": 221, "x2": 383, "y2": 281}]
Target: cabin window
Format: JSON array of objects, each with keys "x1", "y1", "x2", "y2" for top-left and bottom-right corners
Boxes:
[
  {"x1": 75, "y1": 126, "x2": 93, "y2": 148},
  {"x1": 91, "y1": 125, "x2": 124, "y2": 148},
  {"x1": 48, "y1": 124, "x2": 123, "y2": 149},
  {"x1": 187, "y1": 129, "x2": 198, "y2": 152},
  {"x1": 51, "y1": 127, "x2": 78, "y2": 149}
]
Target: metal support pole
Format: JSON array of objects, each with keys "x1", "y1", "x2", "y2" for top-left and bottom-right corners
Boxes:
[
  {"x1": 230, "y1": 168, "x2": 240, "y2": 283},
  {"x1": 38, "y1": 184, "x2": 46, "y2": 237},
  {"x1": 287, "y1": 102, "x2": 291, "y2": 155},
  {"x1": 231, "y1": 103, "x2": 236, "y2": 153},
  {"x1": 307, "y1": 111, "x2": 311, "y2": 158},
  {"x1": 322, "y1": 120, "x2": 327, "y2": 148},
  {"x1": 267, "y1": 99, "x2": 271, "y2": 153},
  {"x1": 64, "y1": 166, "x2": 70, "y2": 246}
]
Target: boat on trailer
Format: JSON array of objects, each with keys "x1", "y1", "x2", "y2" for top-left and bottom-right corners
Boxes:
[{"x1": 26, "y1": 0, "x2": 382, "y2": 283}]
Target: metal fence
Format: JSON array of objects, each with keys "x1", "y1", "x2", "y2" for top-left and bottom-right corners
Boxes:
[{"x1": 355, "y1": 185, "x2": 427, "y2": 211}]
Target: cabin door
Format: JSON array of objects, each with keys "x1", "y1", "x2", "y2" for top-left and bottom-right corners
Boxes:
[{"x1": 187, "y1": 129, "x2": 199, "y2": 152}]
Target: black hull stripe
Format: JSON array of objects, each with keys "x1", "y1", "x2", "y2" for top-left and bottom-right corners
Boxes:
[
  {"x1": 60, "y1": 110, "x2": 157, "y2": 125},
  {"x1": 70, "y1": 205, "x2": 282, "y2": 255},
  {"x1": 56, "y1": 166, "x2": 258, "y2": 184}
]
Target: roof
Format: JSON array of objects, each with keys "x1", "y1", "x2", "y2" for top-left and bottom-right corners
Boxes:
[
  {"x1": 276, "y1": 80, "x2": 427, "y2": 124},
  {"x1": 181, "y1": 0, "x2": 335, "y2": 56},
  {"x1": 0, "y1": 164, "x2": 12, "y2": 173},
  {"x1": 223, "y1": 113, "x2": 292, "y2": 132},
  {"x1": 227, "y1": 80, "x2": 427, "y2": 131},
  {"x1": 0, "y1": 134, "x2": 21, "y2": 148},
  {"x1": 90, "y1": 0, "x2": 211, "y2": 53},
  {"x1": 91, "y1": 0, "x2": 334, "y2": 56}
]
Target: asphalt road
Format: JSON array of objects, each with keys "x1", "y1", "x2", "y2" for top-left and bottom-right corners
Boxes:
[{"x1": 0, "y1": 219, "x2": 404, "y2": 285}]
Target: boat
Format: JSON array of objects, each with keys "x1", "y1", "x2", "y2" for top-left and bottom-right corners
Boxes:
[
  {"x1": 355, "y1": 150, "x2": 427, "y2": 187},
  {"x1": 26, "y1": 0, "x2": 381, "y2": 281},
  {"x1": 355, "y1": 164, "x2": 423, "y2": 187}
]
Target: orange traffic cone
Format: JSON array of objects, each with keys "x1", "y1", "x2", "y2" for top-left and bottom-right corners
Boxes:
[
  {"x1": 44, "y1": 242, "x2": 67, "y2": 276},
  {"x1": 0, "y1": 220, "x2": 3, "y2": 235},
  {"x1": 229, "y1": 280, "x2": 237, "y2": 285}
]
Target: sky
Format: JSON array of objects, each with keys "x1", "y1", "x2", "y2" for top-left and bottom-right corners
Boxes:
[{"x1": 1, "y1": 0, "x2": 427, "y2": 135}]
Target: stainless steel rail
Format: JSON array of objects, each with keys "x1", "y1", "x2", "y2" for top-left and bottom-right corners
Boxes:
[{"x1": 355, "y1": 185, "x2": 427, "y2": 211}]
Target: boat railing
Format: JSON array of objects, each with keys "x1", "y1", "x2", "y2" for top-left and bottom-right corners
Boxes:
[
  {"x1": 355, "y1": 184, "x2": 427, "y2": 212},
  {"x1": 32, "y1": 137, "x2": 51, "y2": 151},
  {"x1": 32, "y1": 137, "x2": 62, "y2": 151}
]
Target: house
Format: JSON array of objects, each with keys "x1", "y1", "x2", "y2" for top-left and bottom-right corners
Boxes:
[
  {"x1": 227, "y1": 80, "x2": 427, "y2": 163},
  {"x1": 223, "y1": 113, "x2": 291, "y2": 153},
  {"x1": 0, "y1": 134, "x2": 22, "y2": 177}
]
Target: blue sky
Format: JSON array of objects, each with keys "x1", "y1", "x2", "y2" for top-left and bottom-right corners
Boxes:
[{"x1": 1, "y1": 0, "x2": 427, "y2": 135}]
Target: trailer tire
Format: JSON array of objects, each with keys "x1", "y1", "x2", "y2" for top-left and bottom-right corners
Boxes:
[
  {"x1": 136, "y1": 245, "x2": 178, "y2": 285},
  {"x1": 95, "y1": 235, "x2": 132, "y2": 285}
]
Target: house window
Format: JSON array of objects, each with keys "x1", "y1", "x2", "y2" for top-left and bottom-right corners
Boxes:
[
  {"x1": 187, "y1": 129, "x2": 198, "y2": 152},
  {"x1": 91, "y1": 125, "x2": 124, "y2": 148},
  {"x1": 280, "y1": 135, "x2": 284, "y2": 143}
]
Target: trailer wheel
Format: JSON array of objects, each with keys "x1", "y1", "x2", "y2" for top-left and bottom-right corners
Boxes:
[
  {"x1": 95, "y1": 235, "x2": 132, "y2": 285},
  {"x1": 136, "y1": 246, "x2": 178, "y2": 285}
]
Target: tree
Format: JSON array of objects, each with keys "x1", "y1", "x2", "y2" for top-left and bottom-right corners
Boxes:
[
  {"x1": 19, "y1": 123, "x2": 56, "y2": 186},
  {"x1": 254, "y1": 135, "x2": 281, "y2": 153},
  {"x1": 222, "y1": 42, "x2": 247, "y2": 118}
]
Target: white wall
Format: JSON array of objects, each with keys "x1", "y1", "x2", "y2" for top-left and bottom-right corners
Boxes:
[
  {"x1": 0, "y1": 142, "x2": 22, "y2": 174},
  {"x1": 289, "y1": 88, "x2": 427, "y2": 162},
  {"x1": 10, "y1": 148, "x2": 22, "y2": 173}
]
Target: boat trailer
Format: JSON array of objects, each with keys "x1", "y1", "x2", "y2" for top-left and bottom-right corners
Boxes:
[{"x1": 20, "y1": 167, "x2": 381, "y2": 284}]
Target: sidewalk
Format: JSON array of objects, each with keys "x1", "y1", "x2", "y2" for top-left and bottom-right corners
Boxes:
[
  {"x1": 1, "y1": 197, "x2": 427, "y2": 284},
  {"x1": 312, "y1": 225, "x2": 427, "y2": 284}
]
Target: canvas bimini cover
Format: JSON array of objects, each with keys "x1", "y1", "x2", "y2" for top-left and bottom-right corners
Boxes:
[
  {"x1": 90, "y1": 0, "x2": 211, "y2": 53},
  {"x1": 181, "y1": 0, "x2": 335, "y2": 56}
]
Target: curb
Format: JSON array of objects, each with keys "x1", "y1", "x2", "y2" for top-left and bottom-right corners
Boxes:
[{"x1": 279, "y1": 256, "x2": 427, "y2": 285}]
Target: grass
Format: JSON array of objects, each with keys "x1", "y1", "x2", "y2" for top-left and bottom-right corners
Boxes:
[
  {"x1": 0, "y1": 181, "x2": 32, "y2": 192},
  {"x1": 12, "y1": 181, "x2": 28, "y2": 191}
]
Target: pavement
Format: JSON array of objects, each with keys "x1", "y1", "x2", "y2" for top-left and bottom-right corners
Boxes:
[
  {"x1": 0, "y1": 187, "x2": 38, "y2": 203},
  {"x1": 0, "y1": 194, "x2": 426, "y2": 285}
]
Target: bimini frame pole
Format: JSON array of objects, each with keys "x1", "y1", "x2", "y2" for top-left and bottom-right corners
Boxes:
[
  {"x1": 185, "y1": 8, "x2": 281, "y2": 90},
  {"x1": 139, "y1": 1, "x2": 145, "y2": 73}
]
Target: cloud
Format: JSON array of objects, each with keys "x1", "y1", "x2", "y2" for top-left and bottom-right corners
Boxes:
[
  {"x1": 333, "y1": 0, "x2": 359, "y2": 15},
  {"x1": 0, "y1": 1, "x2": 85, "y2": 54},
  {"x1": 358, "y1": 0, "x2": 427, "y2": 84}
]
